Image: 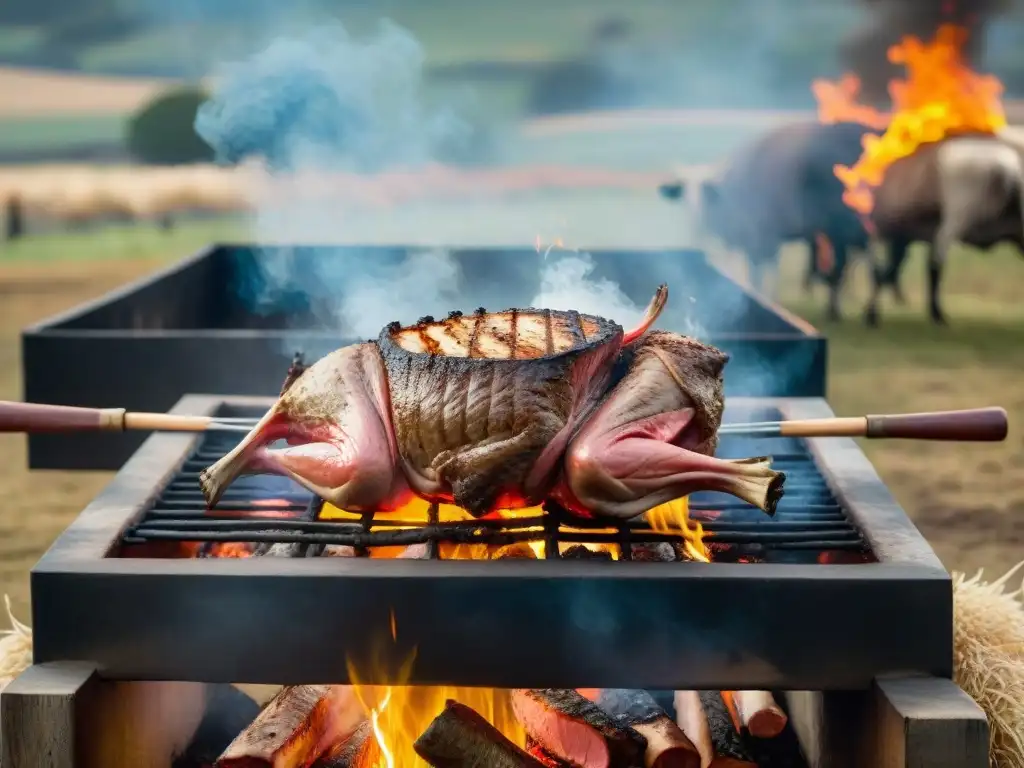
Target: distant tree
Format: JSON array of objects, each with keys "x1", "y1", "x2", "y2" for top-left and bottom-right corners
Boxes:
[{"x1": 126, "y1": 87, "x2": 216, "y2": 165}]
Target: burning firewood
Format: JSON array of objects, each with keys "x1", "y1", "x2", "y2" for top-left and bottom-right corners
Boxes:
[
  {"x1": 589, "y1": 689, "x2": 701, "y2": 768},
  {"x1": 492, "y1": 542, "x2": 539, "y2": 559},
  {"x1": 413, "y1": 699, "x2": 547, "y2": 768},
  {"x1": 312, "y1": 721, "x2": 376, "y2": 768},
  {"x1": 720, "y1": 691, "x2": 787, "y2": 739},
  {"x1": 697, "y1": 692, "x2": 757, "y2": 768},
  {"x1": 672, "y1": 691, "x2": 715, "y2": 768},
  {"x1": 511, "y1": 688, "x2": 646, "y2": 768},
  {"x1": 215, "y1": 684, "x2": 365, "y2": 768}
]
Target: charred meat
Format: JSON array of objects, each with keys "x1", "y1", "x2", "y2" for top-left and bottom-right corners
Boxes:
[{"x1": 199, "y1": 286, "x2": 785, "y2": 520}]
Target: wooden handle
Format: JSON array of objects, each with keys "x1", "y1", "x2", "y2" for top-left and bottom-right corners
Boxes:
[
  {"x1": 0, "y1": 401, "x2": 125, "y2": 433},
  {"x1": 780, "y1": 408, "x2": 1008, "y2": 442},
  {"x1": 0, "y1": 401, "x2": 216, "y2": 434},
  {"x1": 865, "y1": 407, "x2": 1008, "y2": 441}
]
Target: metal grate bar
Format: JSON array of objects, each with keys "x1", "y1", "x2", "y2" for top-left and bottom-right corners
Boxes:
[{"x1": 124, "y1": 410, "x2": 869, "y2": 562}]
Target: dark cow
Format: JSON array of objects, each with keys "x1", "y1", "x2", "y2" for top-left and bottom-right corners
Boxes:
[{"x1": 660, "y1": 120, "x2": 881, "y2": 320}]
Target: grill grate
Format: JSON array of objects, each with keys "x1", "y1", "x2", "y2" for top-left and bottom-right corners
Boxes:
[{"x1": 122, "y1": 409, "x2": 870, "y2": 564}]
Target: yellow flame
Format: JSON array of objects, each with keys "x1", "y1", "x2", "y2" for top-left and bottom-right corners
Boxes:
[
  {"x1": 644, "y1": 496, "x2": 710, "y2": 562},
  {"x1": 347, "y1": 616, "x2": 525, "y2": 768},
  {"x1": 813, "y1": 23, "x2": 1006, "y2": 215}
]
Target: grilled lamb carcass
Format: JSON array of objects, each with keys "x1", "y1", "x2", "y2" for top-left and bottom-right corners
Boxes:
[
  {"x1": 200, "y1": 287, "x2": 668, "y2": 517},
  {"x1": 199, "y1": 288, "x2": 784, "y2": 519},
  {"x1": 554, "y1": 331, "x2": 785, "y2": 518}
]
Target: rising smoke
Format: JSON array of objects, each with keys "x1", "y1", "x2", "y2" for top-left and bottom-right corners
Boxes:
[{"x1": 194, "y1": 19, "x2": 692, "y2": 342}]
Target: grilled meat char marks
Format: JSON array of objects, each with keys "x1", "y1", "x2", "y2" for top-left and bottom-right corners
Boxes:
[
  {"x1": 378, "y1": 306, "x2": 627, "y2": 517},
  {"x1": 558, "y1": 331, "x2": 785, "y2": 519}
]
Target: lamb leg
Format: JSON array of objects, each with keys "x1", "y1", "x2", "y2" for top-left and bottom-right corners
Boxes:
[{"x1": 565, "y1": 410, "x2": 785, "y2": 519}]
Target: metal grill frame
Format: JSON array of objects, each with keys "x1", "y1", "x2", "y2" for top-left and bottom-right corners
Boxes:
[{"x1": 30, "y1": 395, "x2": 952, "y2": 690}]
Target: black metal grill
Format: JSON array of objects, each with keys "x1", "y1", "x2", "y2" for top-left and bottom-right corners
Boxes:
[{"x1": 121, "y1": 408, "x2": 869, "y2": 564}]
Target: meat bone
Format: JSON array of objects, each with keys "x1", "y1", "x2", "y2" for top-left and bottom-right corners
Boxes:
[{"x1": 0, "y1": 401, "x2": 1007, "y2": 442}]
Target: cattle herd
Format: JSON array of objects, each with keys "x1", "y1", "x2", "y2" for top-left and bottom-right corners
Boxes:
[{"x1": 660, "y1": 122, "x2": 1024, "y2": 326}]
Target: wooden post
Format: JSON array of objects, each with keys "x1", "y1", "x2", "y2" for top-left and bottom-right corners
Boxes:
[
  {"x1": 785, "y1": 677, "x2": 989, "y2": 768},
  {"x1": 1, "y1": 662, "x2": 207, "y2": 768},
  {"x1": 867, "y1": 676, "x2": 989, "y2": 768}
]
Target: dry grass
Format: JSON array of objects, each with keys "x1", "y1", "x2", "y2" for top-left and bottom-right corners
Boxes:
[{"x1": 0, "y1": 164, "x2": 668, "y2": 221}]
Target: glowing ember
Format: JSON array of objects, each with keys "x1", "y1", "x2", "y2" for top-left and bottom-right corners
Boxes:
[
  {"x1": 207, "y1": 542, "x2": 254, "y2": 558},
  {"x1": 813, "y1": 24, "x2": 1006, "y2": 215}
]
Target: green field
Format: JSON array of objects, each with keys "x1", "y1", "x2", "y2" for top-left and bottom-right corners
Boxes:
[{"x1": 0, "y1": 114, "x2": 128, "y2": 153}]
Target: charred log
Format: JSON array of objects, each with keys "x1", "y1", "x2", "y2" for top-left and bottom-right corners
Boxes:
[
  {"x1": 720, "y1": 691, "x2": 787, "y2": 739},
  {"x1": 215, "y1": 685, "x2": 364, "y2": 768},
  {"x1": 312, "y1": 722, "x2": 376, "y2": 768},
  {"x1": 414, "y1": 699, "x2": 547, "y2": 768},
  {"x1": 630, "y1": 542, "x2": 680, "y2": 562},
  {"x1": 697, "y1": 692, "x2": 757, "y2": 768},
  {"x1": 592, "y1": 689, "x2": 701, "y2": 768},
  {"x1": 492, "y1": 542, "x2": 539, "y2": 559},
  {"x1": 561, "y1": 544, "x2": 614, "y2": 560},
  {"x1": 511, "y1": 688, "x2": 646, "y2": 768}
]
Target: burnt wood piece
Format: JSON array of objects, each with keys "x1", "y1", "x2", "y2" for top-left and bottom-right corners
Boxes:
[
  {"x1": 698, "y1": 692, "x2": 756, "y2": 768},
  {"x1": 173, "y1": 685, "x2": 261, "y2": 768},
  {"x1": 561, "y1": 544, "x2": 614, "y2": 560},
  {"x1": 493, "y1": 542, "x2": 539, "y2": 559},
  {"x1": 414, "y1": 699, "x2": 547, "y2": 768},
  {"x1": 215, "y1": 685, "x2": 364, "y2": 768},
  {"x1": 592, "y1": 689, "x2": 701, "y2": 768},
  {"x1": 630, "y1": 542, "x2": 680, "y2": 562},
  {"x1": 312, "y1": 722, "x2": 375, "y2": 768},
  {"x1": 720, "y1": 691, "x2": 788, "y2": 739},
  {"x1": 511, "y1": 689, "x2": 646, "y2": 768}
]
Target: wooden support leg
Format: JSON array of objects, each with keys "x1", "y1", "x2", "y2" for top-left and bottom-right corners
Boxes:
[
  {"x1": 867, "y1": 676, "x2": 989, "y2": 768},
  {"x1": 784, "y1": 677, "x2": 989, "y2": 768},
  {"x1": 1, "y1": 662, "x2": 207, "y2": 768}
]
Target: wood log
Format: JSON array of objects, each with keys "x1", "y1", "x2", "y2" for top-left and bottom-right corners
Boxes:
[
  {"x1": 697, "y1": 692, "x2": 757, "y2": 768},
  {"x1": 311, "y1": 721, "x2": 376, "y2": 768},
  {"x1": 511, "y1": 689, "x2": 646, "y2": 768},
  {"x1": 673, "y1": 691, "x2": 715, "y2": 768},
  {"x1": 720, "y1": 691, "x2": 788, "y2": 739},
  {"x1": 492, "y1": 542, "x2": 539, "y2": 559},
  {"x1": 414, "y1": 699, "x2": 547, "y2": 768},
  {"x1": 215, "y1": 685, "x2": 365, "y2": 768},
  {"x1": 591, "y1": 689, "x2": 701, "y2": 768}
]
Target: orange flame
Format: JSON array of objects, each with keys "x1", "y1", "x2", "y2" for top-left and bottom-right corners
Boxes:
[
  {"x1": 346, "y1": 613, "x2": 525, "y2": 768},
  {"x1": 813, "y1": 24, "x2": 1006, "y2": 215}
]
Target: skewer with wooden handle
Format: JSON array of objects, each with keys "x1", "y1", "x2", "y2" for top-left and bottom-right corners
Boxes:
[
  {"x1": 0, "y1": 401, "x2": 251, "y2": 434},
  {"x1": 718, "y1": 407, "x2": 1008, "y2": 442}
]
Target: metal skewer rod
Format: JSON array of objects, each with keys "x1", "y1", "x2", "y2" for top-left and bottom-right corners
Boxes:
[{"x1": 0, "y1": 401, "x2": 1008, "y2": 442}]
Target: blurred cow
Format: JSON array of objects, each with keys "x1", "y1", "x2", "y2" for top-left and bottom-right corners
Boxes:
[
  {"x1": 660, "y1": 120, "x2": 880, "y2": 320},
  {"x1": 866, "y1": 132, "x2": 1024, "y2": 325}
]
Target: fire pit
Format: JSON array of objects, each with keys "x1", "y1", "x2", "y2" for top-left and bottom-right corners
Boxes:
[
  {"x1": 22, "y1": 244, "x2": 826, "y2": 470},
  {"x1": 4, "y1": 393, "x2": 989, "y2": 767}
]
